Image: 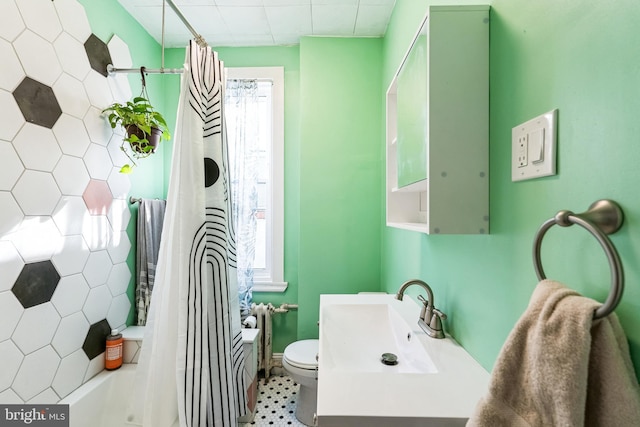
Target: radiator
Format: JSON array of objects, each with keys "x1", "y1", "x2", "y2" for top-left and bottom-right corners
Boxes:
[{"x1": 249, "y1": 302, "x2": 298, "y2": 381}]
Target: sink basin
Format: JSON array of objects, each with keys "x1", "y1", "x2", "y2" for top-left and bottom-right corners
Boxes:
[
  {"x1": 321, "y1": 303, "x2": 436, "y2": 374},
  {"x1": 317, "y1": 294, "x2": 489, "y2": 427}
]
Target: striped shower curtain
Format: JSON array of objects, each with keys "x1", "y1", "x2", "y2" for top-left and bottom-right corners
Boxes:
[{"x1": 127, "y1": 40, "x2": 247, "y2": 427}]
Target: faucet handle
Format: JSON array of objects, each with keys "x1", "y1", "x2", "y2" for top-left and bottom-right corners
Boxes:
[
  {"x1": 429, "y1": 308, "x2": 447, "y2": 335},
  {"x1": 416, "y1": 295, "x2": 429, "y2": 321}
]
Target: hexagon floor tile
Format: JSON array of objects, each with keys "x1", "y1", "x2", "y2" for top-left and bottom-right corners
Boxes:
[
  {"x1": 0, "y1": 89, "x2": 26, "y2": 141},
  {"x1": 0, "y1": 141, "x2": 24, "y2": 191},
  {"x1": 0, "y1": 0, "x2": 25, "y2": 43},
  {"x1": 82, "y1": 318, "x2": 111, "y2": 360},
  {"x1": 13, "y1": 30, "x2": 63, "y2": 87},
  {"x1": 52, "y1": 349, "x2": 89, "y2": 399},
  {"x1": 13, "y1": 170, "x2": 62, "y2": 216},
  {"x1": 12, "y1": 301, "x2": 61, "y2": 354},
  {"x1": 15, "y1": 0, "x2": 62, "y2": 43},
  {"x1": 53, "y1": 0, "x2": 92, "y2": 44},
  {"x1": 52, "y1": 195, "x2": 90, "y2": 237},
  {"x1": 54, "y1": 155, "x2": 91, "y2": 196},
  {"x1": 52, "y1": 311, "x2": 90, "y2": 358},
  {"x1": 51, "y1": 234, "x2": 90, "y2": 277},
  {"x1": 84, "y1": 34, "x2": 112, "y2": 78},
  {"x1": 0, "y1": 241, "x2": 24, "y2": 293},
  {"x1": 12, "y1": 123, "x2": 62, "y2": 171},
  {"x1": 0, "y1": 340, "x2": 23, "y2": 392},
  {"x1": 50, "y1": 273, "x2": 90, "y2": 318},
  {"x1": 0, "y1": 38, "x2": 25, "y2": 92},
  {"x1": 0, "y1": 291, "x2": 24, "y2": 342},
  {"x1": 54, "y1": 32, "x2": 91, "y2": 82}
]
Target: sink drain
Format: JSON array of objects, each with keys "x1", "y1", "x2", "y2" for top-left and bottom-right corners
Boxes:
[{"x1": 381, "y1": 352, "x2": 398, "y2": 366}]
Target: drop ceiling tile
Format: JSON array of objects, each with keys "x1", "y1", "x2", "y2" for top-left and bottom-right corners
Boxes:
[
  {"x1": 230, "y1": 34, "x2": 275, "y2": 46},
  {"x1": 13, "y1": 31, "x2": 63, "y2": 87},
  {"x1": 12, "y1": 171, "x2": 62, "y2": 216},
  {"x1": 12, "y1": 345, "x2": 61, "y2": 401},
  {"x1": 83, "y1": 179, "x2": 113, "y2": 216},
  {"x1": 83, "y1": 250, "x2": 113, "y2": 288},
  {"x1": 52, "y1": 235, "x2": 90, "y2": 277},
  {"x1": 0, "y1": 340, "x2": 23, "y2": 391},
  {"x1": 53, "y1": 75, "x2": 91, "y2": 121},
  {"x1": 107, "y1": 293, "x2": 131, "y2": 331},
  {"x1": 0, "y1": 39, "x2": 25, "y2": 92},
  {"x1": 270, "y1": 33, "x2": 299, "y2": 45},
  {"x1": 52, "y1": 312, "x2": 90, "y2": 358},
  {"x1": 53, "y1": 0, "x2": 92, "y2": 44},
  {"x1": 263, "y1": 0, "x2": 311, "y2": 5},
  {"x1": 355, "y1": 4, "x2": 394, "y2": 36},
  {"x1": 312, "y1": 4, "x2": 357, "y2": 35},
  {"x1": 106, "y1": 262, "x2": 132, "y2": 297},
  {"x1": 52, "y1": 349, "x2": 89, "y2": 399},
  {"x1": 0, "y1": 0, "x2": 25, "y2": 42},
  {"x1": 107, "y1": 198, "x2": 131, "y2": 232},
  {"x1": 84, "y1": 144, "x2": 113, "y2": 180},
  {"x1": 84, "y1": 106, "x2": 113, "y2": 146},
  {"x1": 266, "y1": 5, "x2": 312, "y2": 35},
  {"x1": 53, "y1": 113, "x2": 92, "y2": 157},
  {"x1": 0, "y1": 291, "x2": 24, "y2": 342},
  {"x1": 84, "y1": 70, "x2": 115, "y2": 110},
  {"x1": 13, "y1": 124, "x2": 62, "y2": 172},
  {"x1": 82, "y1": 215, "x2": 110, "y2": 251},
  {"x1": 54, "y1": 155, "x2": 91, "y2": 196},
  {"x1": 12, "y1": 302, "x2": 61, "y2": 354},
  {"x1": 107, "y1": 231, "x2": 131, "y2": 264},
  {"x1": 50, "y1": 273, "x2": 90, "y2": 317},
  {"x1": 52, "y1": 196, "x2": 90, "y2": 237},
  {"x1": 0, "y1": 192, "x2": 23, "y2": 237},
  {"x1": 54, "y1": 32, "x2": 92, "y2": 81},
  {"x1": 0, "y1": 242, "x2": 24, "y2": 293},
  {"x1": 83, "y1": 286, "x2": 112, "y2": 326},
  {"x1": 181, "y1": 6, "x2": 230, "y2": 37},
  {"x1": 16, "y1": 0, "x2": 62, "y2": 43},
  {"x1": 0, "y1": 90, "x2": 26, "y2": 141},
  {"x1": 219, "y1": 6, "x2": 271, "y2": 35},
  {"x1": 0, "y1": 141, "x2": 24, "y2": 191},
  {"x1": 216, "y1": 0, "x2": 263, "y2": 4}
]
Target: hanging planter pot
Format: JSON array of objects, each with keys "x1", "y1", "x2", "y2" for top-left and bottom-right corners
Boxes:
[
  {"x1": 126, "y1": 125, "x2": 163, "y2": 154},
  {"x1": 102, "y1": 96, "x2": 171, "y2": 173}
]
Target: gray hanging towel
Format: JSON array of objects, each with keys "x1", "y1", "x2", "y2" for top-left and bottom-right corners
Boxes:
[{"x1": 135, "y1": 198, "x2": 166, "y2": 326}]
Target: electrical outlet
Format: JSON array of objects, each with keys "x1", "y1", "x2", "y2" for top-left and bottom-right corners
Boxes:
[
  {"x1": 517, "y1": 135, "x2": 528, "y2": 167},
  {"x1": 511, "y1": 109, "x2": 557, "y2": 181}
]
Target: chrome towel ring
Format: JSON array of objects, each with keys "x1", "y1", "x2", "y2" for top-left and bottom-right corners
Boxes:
[{"x1": 532, "y1": 199, "x2": 625, "y2": 319}]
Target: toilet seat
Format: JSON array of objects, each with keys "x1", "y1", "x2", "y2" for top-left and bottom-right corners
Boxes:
[{"x1": 283, "y1": 339, "x2": 318, "y2": 370}]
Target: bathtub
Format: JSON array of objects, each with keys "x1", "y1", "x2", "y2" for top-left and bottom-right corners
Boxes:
[{"x1": 60, "y1": 364, "x2": 179, "y2": 427}]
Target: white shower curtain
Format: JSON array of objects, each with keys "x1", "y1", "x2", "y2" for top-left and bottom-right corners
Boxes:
[{"x1": 127, "y1": 40, "x2": 247, "y2": 427}]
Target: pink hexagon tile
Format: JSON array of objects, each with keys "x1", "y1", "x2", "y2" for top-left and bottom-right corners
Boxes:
[{"x1": 82, "y1": 179, "x2": 113, "y2": 216}]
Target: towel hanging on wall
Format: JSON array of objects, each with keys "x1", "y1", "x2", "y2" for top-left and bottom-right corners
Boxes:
[
  {"x1": 467, "y1": 280, "x2": 640, "y2": 426},
  {"x1": 135, "y1": 198, "x2": 166, "y2": 326}
]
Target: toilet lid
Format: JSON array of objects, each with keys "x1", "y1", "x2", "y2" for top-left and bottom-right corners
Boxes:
[{"x1": 284, "y1": 339, "x2": 318, "y2": 370}]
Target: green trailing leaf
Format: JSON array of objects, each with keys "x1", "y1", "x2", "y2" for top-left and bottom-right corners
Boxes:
[{"x1": 119, "y1": 164, "x2": 133, "y2": 174}]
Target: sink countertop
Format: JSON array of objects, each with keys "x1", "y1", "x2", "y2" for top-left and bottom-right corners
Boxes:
[{"x1": 317, "y1": 293, "x2": 490, "y2": 426}]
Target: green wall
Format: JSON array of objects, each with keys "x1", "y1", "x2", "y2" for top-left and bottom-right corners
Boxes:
[
  {"x1": 297, "y1": 37, "x2": 383, "y2": 340},
  {"x1": 381, "y1": 0, "x2": 640, "y2": 378}
]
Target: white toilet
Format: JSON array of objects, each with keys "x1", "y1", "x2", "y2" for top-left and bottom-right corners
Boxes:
[{"x1": 282, "y1": 339, "x2": 319, "y2": 426}]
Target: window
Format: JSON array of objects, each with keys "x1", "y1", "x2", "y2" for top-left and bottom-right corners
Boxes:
[{"x1": 225, "y1": 67, "x2": 285, "y2": 292}]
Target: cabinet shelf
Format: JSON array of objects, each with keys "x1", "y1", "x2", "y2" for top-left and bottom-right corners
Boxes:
[{"x1": 385, "y1": 5, "x2": 490, "y2": 235}]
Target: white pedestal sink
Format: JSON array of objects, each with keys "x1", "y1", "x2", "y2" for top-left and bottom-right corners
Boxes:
[{"x1": 317, "y1": 294, "x2": 489, "y2": 427}]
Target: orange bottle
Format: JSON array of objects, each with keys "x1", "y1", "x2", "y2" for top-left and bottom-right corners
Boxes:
[{"x1": 105, "y1": 329, "x2": 124, "y2": 370}]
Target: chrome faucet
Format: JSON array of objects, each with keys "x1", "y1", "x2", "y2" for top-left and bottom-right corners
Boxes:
[{"x1": 395, "y1": 279, "x2": 447, "y2": 339}]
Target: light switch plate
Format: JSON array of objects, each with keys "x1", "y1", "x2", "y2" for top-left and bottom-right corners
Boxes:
[{"x1": 511, "y1": 109, "x2": 558, "y2": 181}]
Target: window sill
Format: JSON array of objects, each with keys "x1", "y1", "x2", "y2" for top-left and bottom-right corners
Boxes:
[{"x1": 252, "y1": 281, "x2": 288, "y2": 293}]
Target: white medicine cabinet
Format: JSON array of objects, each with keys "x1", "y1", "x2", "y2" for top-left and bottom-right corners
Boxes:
[{"x1": 386, "y1": 5, "x2": 489, "y2": 234}]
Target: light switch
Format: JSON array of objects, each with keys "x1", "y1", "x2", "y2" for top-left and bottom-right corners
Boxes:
[
  {"x1": 511, "y1": 109, "x2": 557, "y2": 181},
  {"x1": 528, "y1": 128, "x2": 544, "y2": 164}
]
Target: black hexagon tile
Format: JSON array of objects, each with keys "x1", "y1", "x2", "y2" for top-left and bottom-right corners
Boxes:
[
  {"x1": 82, "y1": 319, "x2": 112, "y2": 360},
  {"x1": 84, "y1": 34, "x2": 112, "y2": 77},
  {"x1": 13, "y1": 77, "x2": 62, "y2": 129},
  {"x1": 12, "y1": 260, "x2": 61, "y2": 308}
]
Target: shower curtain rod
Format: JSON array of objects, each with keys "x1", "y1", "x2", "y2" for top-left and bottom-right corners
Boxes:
[{"x1": 107, "y1": 0, "x2": 205, "y2": 75}]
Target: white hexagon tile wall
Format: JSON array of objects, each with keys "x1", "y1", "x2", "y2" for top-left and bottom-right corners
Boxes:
[{"x1": 0, "y1": 0, "x2": 136, "y2": 404}]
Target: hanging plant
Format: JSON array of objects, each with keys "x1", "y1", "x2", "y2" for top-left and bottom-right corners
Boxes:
[{"x1": 102, "y1": 69, "x2": 171, "y2": 173}]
